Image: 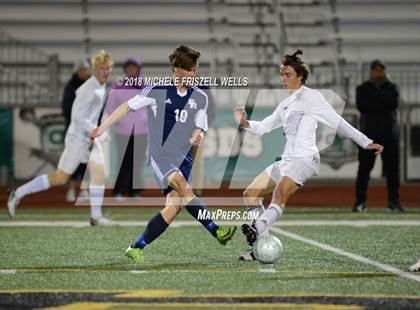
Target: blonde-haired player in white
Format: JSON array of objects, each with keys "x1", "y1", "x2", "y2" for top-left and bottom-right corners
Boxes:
[
  {"x1": 234, "y1": 50, "x2": 383, "y2": 260},
  {"x1": 7, "y1": 50, "x2": 113, "y2": 226}
]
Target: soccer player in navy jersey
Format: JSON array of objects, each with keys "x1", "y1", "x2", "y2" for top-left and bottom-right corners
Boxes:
[{"x1": 90, "y1": 45, "x2": 236, "y2": 265}]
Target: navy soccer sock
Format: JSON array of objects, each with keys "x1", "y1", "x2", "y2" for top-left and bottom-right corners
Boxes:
[
  {"x1": 133, "y1": 212, "x2": 169, "y2": 249},
  {"x1": 185, "y1": 197, "x2": 219, "y2": 237}
]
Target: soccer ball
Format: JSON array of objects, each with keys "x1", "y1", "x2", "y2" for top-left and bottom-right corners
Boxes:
[{"x1": 253, "y1": 234, "x2": 283, "y2": 264}]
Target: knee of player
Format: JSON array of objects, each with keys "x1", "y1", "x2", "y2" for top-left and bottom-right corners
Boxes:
[{"x1": 51, "y1": 170, "x2": 70, "y2": 185}]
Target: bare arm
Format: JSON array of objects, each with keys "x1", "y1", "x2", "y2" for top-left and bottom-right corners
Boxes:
[
  {"x1": 90, "y1": 93, "x2": 156, "y2": 141},
  {"x1": 90, "y1": 101, "x2": 130, "y2": 141},
  {"x1": 190, "y1": 128, "x2": 204, "y2": 147},
  {"x1": 233, "y1": 106, "x2": 283, "y2": 135}
]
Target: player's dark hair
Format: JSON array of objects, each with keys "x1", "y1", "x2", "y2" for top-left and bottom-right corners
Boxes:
[
  {"x1": 169, "y1": 45, "x2": 201, "y2": 71},
  {"x1": 281, "y1": 49, "x2": 309, "y2": 84}
]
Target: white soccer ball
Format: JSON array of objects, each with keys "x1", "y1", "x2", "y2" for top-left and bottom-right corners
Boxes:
[{"x1": 253, "y1": 234, "x2": 283, "y2": 264}]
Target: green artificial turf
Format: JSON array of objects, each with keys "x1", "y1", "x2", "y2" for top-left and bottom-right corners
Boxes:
[{"x1": 1, "y1": 207, "x2": 419, "y2": 309}]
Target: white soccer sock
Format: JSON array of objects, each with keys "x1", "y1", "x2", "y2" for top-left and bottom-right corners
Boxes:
[
  {"x1": 254, "y1": 203, "x2": 284, "y2": 235},
  {"x1": 15, "y1": 174, "x2": 50, "y2": 200},
  {"x1": 257, "y1": 202, "x2": 266, "y2": 218},
  {"x1": 90, "y1": 184, "x2": 105, "y2": 220}
]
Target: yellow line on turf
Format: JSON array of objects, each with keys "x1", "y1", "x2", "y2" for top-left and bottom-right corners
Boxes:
[
  {"x1": 114, "y1": 290, "x2": 182, "y2": 298},
  {"x1": 42, "y1": 302, "x2": 364, "y2": 310}
]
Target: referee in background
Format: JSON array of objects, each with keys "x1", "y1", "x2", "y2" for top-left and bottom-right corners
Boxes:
[{"x1": 353, "y1": 60, "x2": 404, "y2": 212}]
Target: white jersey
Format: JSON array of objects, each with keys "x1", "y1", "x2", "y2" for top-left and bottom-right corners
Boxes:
[
  {"x1": 246, "y1": 85, "x2": 372, "y2": 159},
  {"x1": 58, "y1": 76, "x2": 106, "y2": 174},
  {"x1": 67, "y1": 76, "x2": 106, "y2": 138}
]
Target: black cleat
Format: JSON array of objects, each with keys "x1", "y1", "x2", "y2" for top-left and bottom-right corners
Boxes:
[
  {"x1": 239, "y1": 249, "x2": 256, "y2": 261},
  {"x1": 388, "y1": 202, "x2": 405, "y2": 212},
  {"x1": 241, "y1": 223, "x2": 258, "y2": 246}
]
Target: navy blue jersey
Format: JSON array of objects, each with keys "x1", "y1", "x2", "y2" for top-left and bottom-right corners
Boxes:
[{"x1": 128, "y1": 85, "x2": 208, "y2": 166}]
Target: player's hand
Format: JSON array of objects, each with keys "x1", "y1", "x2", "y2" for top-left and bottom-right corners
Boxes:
[
  {"x1": 189, "y1": 129, "x2": 204, "y2": 146},
  {"x1": 233, "y1": 106, "x2": 249, "y2": 128},
  {"x1": 89, "y1": 126, "x2": 105, "y2": 143},
  {"x1": 367, "y1": 143, "x2": 383, "y2": 155}
]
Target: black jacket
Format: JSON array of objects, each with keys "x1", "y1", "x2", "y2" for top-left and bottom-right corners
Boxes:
[
  {"x1": 61, "y1": 74, "x2": 87, "y2": 130},
  {"x1": 356, "y1": 79, "x2": 399, "y2": 136}
]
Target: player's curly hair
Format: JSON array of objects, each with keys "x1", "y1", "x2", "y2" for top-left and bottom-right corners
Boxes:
[
  {"x1": 281, "y1": 49, "x2": 309, "y2": 84},
  {"x1": 169, "y1": 45, "x2": 201, "y2": 71}
]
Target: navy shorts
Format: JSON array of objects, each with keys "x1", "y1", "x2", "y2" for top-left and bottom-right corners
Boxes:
[{"x1": 148, "y1": 155, "x2": 193, "y2": 195}]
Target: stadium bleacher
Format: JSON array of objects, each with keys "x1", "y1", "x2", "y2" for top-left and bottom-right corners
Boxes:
[{"x1": 0, "y1": 0, "x2": 418, "y2": 101}]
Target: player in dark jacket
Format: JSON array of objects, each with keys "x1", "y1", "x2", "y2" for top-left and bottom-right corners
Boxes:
[{"x1": 62, "y1": 61, "x2": 90, "y2": 130}]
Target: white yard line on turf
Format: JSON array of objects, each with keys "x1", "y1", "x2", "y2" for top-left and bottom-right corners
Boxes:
[
  {"x1": 269, "y1": 226, "x2": 420, "y2": 283},
  {"x1": 75, "y1": 197, "x2": 250, "y2": 206},
  {"x1": 0, "y1": 220, "x2": 420, "y2": 227},
  {"x1": 0, "y1": 269, "x2": 16, "y2": 274}
]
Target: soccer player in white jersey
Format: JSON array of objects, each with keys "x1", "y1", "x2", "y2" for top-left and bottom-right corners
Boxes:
[
  {"x1": 7, "y1": 50, "x2": 113, "y2": 226},
  {"x1": 233, "y1": 50, "x2": 384, "y2": 260}
]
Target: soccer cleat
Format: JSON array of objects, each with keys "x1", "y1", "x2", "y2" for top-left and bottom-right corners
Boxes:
[
  {"x1": 241, "y1": 223, "x2": 258, "y2": 246},
  {"x1": 7, "y1": 187, "x2": 19, "y2": 218},
  {"x1": 409, "y1": 259, "x2": 420, "y2": 272},
  {"x1": 90, "y1": 217, "x2": 113, "y2": 226},
  {"x1": 352, "y1": 203, "x2": 366, "y2": 213},
  {"x1": 388, "y1": 202, "x2": 405, "y2": 213},
  {"x1": 125, "y1": 245, "x2": 144, "y2": 265},
  {"x1": 114, "y1": 194, "x2": 127, "y2": 202},
  {"x1": 239, "y1": 249, "x2": 256, "y2": 261},
  {"x1": 216, "y1": 226, "x2": 237, "y2": 246}
]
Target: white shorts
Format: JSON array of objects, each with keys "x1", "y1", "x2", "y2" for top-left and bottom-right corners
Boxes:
[
  {"x1": 57, "y1": 133, "x2": 104, "y2": 175},
  {"x1": 265, "y1": 156, "x2": 320, "y2": 186}
]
